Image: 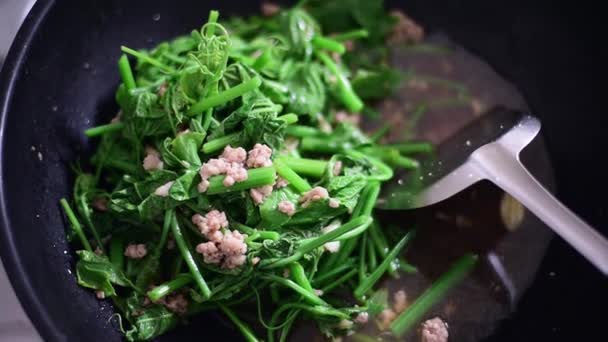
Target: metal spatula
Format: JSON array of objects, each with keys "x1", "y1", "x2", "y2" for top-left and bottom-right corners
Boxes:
[{"x1": 378, "y1": 108, "x2": 608, "y2": 274}]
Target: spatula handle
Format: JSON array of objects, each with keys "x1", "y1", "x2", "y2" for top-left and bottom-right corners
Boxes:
[{"x1": 473, "y1": 144, "x2": 608, "y2": 275}]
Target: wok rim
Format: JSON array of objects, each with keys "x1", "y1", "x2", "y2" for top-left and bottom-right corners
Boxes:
[{"x1": 0, "y1": 0, "x2": 61, "y2": 340}]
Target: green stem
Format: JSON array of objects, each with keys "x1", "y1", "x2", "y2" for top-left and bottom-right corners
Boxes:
[
  {"x1": 118, "y1": 55, "x2": 136, "y2": 91},
  {"x1": 264, "y1": 275, "x2": 326, "y2": 306},
  {"x1": 388, "y1": 142, "x2": 434, "y2": 155},
  {"x1": 85, "y1": 122, "x2": 125, "y2": 137},
  {"x1": 170, "y1": 211, "x2": 211, "y2": 299},
  {"x1": 206, "y1": 167, "x2": 276, "y2": 195},
  {"x1": 219, "y1": 303, "x2": 260, "y2": 342},
  {"x1": 188, "y1": 77, "x2": 262, "y2": 115},
  {"x1": 311, "y1": 259, "x2": 354, "y2": 286},
  {"x1": 59, "y1": 198, "x2": 92, "y2": 252},
  {"x1": 366, "y1": 235, "x2": 378, "y2": 270},
  {"x1": 281, "y1": 157, "x2": 327, "y2": 178},
  {"x1": 285, "y1": 125, "x2": 323, "y2": 137},
  {"x1": 300, "y1": 136, "x2": 349, "y2": 154},
  {"x1": 206, "y1": 10, "x2": 219, "y2": 36},
  {"x1": 358, "y1": 234, "x2": 367, "y2": 283},
  {"x1": 399, "y1": 258, "x2": 418, "y2": 274},
  {"x1": 391, "y1": 254, "x2": 478, "y2": 337},
  {"x1": 121, "y1": 46, "x2": 175, "y2": 73},
  {"x1": 352, "y1": 181, "x2": 380, "y2": 218},
  {"x1": 316, "y1": 51, "x2": 363, "y2": 112},
  {"x1": 274, "y1": 158, "x2": 311, "y2": 193},
  {"x1": 277, "y1": 113, "x2": 298, "y2": 125},
  {"x1": 321, "y1": 269, "x2": 357, "y2": 293},
  {"x1": 202, "y1": 132, "x2": 240, "y2": 154},
  {"x1": 289, "y1": 263, "x2": 314, "y2": 293},
  {"x1": 147, "y1": 274, "x2": 193, "y2": 302},
  {"x1": 154, "y1": 210, "x2": 173, "y2": 256},
  {"x1": 354, "y1": 230, "x2": 416, "y2": 299},
  {"x1": 370, "y1": 123, "x2": 391, "y2": 142},
  {"x1": 262, "y1": 217, "x2": 371, "y2": 269},
  {"x1": 312, "y1": 36, "x2": 346, "y2": 54},
  {"x1": 346, "y1": 150, "x2": 393, "y2": 181},
  {"x1": 332, "y1": 29, "x2": 369, "y2": 41},
  {"x1": 109, "y1": 236, "x2": 124, "y2": 271}
]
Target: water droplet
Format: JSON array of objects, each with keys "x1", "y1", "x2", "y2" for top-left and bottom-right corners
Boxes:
[
  {"x1": 427, "y1": 172, "x2": 433, "y2": 176},
  {"x1": 468, "y1": 173, "x2": 473, "y2": 178},
  {"x1": 152, "y1": 13, "x2": 161, "y2": 21},
  {"x1": 438, "y1": 161, "x2": 443, "y2": 165},
  {"x1": 397, "y1": 179, "x2": 403, "y2": 185},
  {"x1": 51, "y1": 105, "x2": 58, "y2": 112},
  {"x1": 465, "y1": 140, "x2": 472, "y2": 146},
  {"x1": 419, "y1": 176, "x2": 424, "y2": 180},
  {"x1": 83, "y1": 62, "x2": 90, "y2": 70},
  {"x1": 499, "y1": 124, "x2": 504, "y2": 129}
]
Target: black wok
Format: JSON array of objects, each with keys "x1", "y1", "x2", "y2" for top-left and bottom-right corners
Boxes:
[{"x1": 0, "y1": 0, "x2": 606, "y2": 341}]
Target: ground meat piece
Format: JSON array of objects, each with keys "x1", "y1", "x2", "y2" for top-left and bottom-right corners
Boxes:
[
  {"x1": 224, "y1": 162, "x2": 248, "y2": 187},
  {"x1": 143, "y1": 147, "x2": 164, "y2": 171},
  {"x1": 158, "y1": 82, "x2": 168, "y2": 97},
  {"x1": 250, "y1": 185, "x2": 273, "y2": 205},
  {"x1": 275, "y1": 176, "x2": 289, "y2": 188},
  {"x1": 378, "y1": 309, "x2": 397, "y2": 330},
  {"x1": 94, "y1": 247, "x2": 103, "y2": 256},
  {"x1": 393, "y1": 290, "x2": 408, "y2": 313},
  {"x1": 164, "y1": 293, "x2": 188, "y2": 315},
  {"x1": 278, "y1": 200, "x2": 296, "y2": 216},
  {"x1": 196, "y1": 241, "x2": 222, "y2": 264},
  {"x1": 197, "y1": 179, "x2": 210, "y2": 193},
  {"x1": 334, "y1": 111, "x2": 361, "y2": 126},
  {"x1": 355, "y1": 312, "x2": 369, "y2": 324},
  {"x1": 407, "y1": 78, "x2": 430, "y2": 91},
  {"x1": 191, "y1": 210, "x2": 229, "y2": 239},
  {"x1": 96, "y1": 291, "x2": 106, "y2": 299},
  {"x1": 223, "y1": 254, "x2": 247, "y2": 269},
  {"x1": 200, "y1": 158, "x2": 228, "y2": 180},
  {"x1": 388, "y1": 10, "x2": 424, "y2": 44},
  {"x1": 92, "y1": 197, "x2": 108, "y2": 211},
  {"x1": 338, "y1": 319, "x2": 353, "y2": 330},
  {"x1": 124, "y1": 244, "x2": 147, "y2": 259},
  {"x1": 420, "y1": 317, "x2": 449, "y2": 342},
  {"x1": 343, "y1": 40, "x2": 355, "y2": 52},
  {"x1": 324, "y1": 241, "x2": 340, "y2": 253},
  {"x1": 247, "y1": 143, "x2": 273, "y2": 168},
  {"x1": 333, "y1": 161, "x2": 343, "y2": 176},
  {"x1": 219, "y1": 230, "x2": 248, "y2": 256},
  {"x1": 154, "y1": 181, "x2": 174, "y2": 197},
  {"x1": 110, "y1": 111, "x2": 122, "y2": 123},
  {"x1": 329, "y1": 198, "x2": 340, "y2": 208},
  {"x1": 261, "y1": 2, "x2": 280, "y2": 16},
  {"x1": 299, "y1": 186, "x2": 329, "y2": 208},
  {"x1": 221, "y1": 145, "x2": 247, "y2": 163},
  {"x1": 166, "y1": 237, "x2": 175, "y2": 250},
  {"x1": 251, "y1": 256, "x2": 261, "y2": 265},
  {"x1": 322, "y1": 220, "x2": 341, "y2": 253}
]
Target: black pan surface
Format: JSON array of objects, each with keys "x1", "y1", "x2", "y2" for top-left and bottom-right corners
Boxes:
[{"x1": 0, "y1": 0, "x2": 606, "y2": 341}]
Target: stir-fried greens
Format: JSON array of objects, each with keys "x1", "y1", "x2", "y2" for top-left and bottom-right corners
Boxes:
[{"x1": 60, "y1": 1, "x2": 477, "y2": 341}]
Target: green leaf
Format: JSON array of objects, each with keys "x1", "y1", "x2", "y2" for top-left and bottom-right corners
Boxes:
[
  {"x1": 259, "y1": 187, "x2": 299, "y2": 229},
  {"x1": 289, "y1": 200, "x2": 347, "y2": 225},
  {"x1": 134, "y1": 92, "x2": 165, "y2": 119},
  {"x1": 327, "y1": 175, "x2": 367, "y2": 210},
  {"x1": 75, "y1": 250, "x2": 135, "y2": 296},
  {"x1": 281, "y1": 61, "x2": 326, "y2": 115},
  {"x1": 352, "y1": 67, "x2": 402, "y2": 100},
  {"x1": 125, "y1": 306, "x2": 178, "y2": 342},
  {"x1": 169, "y1": 169, "x2": 200, "y2": 201},
  {"x1": 280, "y1": 8, "x2": 319, "y2": 57},
  {"x1": 367, "y1": 288, "x2": 389, "y2": 316},
  {"x1": 171, "y1": 131, "x2": 205, "y2": 166}
]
